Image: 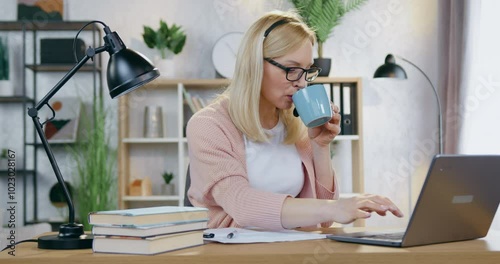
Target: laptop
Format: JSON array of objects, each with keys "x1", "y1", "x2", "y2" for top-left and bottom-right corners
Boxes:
[{"x1": 327, "y1": 154, "x2": 500, "y2": 247}]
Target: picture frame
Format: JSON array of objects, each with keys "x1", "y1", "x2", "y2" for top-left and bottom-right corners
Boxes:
[
  {"x1": 43, "y1": 97, "x2": 81, "y2": 143},
  {"x1": 17, "y1": 0, "x2": 64, "y2": 21}
]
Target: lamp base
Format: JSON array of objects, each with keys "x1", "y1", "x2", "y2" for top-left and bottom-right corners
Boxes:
[
  {"x1": 38, "y1": 223, "x2": 93, "y2": 249},
  {"x1": 38, "y1": 234, "x2": 93, "y2": 249}
]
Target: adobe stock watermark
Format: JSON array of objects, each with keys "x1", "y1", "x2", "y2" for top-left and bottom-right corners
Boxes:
[
  {"x1": 302, "y1": 242, "x2": 335, "y2": 264},
  {"x1": 4, "y1": 149, "x2": 17, "y2": 256},
  {"x1": 451, "y1": 75, "x2": 500, "y2": 121},
  {"x1": 340, "y1": 0, "x2": 403, "y2": 62}
]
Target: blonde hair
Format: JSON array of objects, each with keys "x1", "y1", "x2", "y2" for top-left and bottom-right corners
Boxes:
[{"x1": 218, "y1": 10, "x2": 316, "y2": 144}]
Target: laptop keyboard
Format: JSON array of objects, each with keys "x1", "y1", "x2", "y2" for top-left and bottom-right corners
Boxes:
[{"x1": 361, "y1": 232, "x2": 405, "y2": 241}]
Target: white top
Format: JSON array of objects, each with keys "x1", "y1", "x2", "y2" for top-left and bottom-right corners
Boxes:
[{"x1": 244, "y1": 120, "x2": 304, "y2": 197}]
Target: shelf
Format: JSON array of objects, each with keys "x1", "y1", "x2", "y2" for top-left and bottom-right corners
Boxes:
[
  {"x1": 0, "y1": 169, "x2": 35, "y2": 175},
  {"x1": 0, "y1": 21, "x2": 27, "y2": 31},
  {"x1": 0, "y1": 96, "x2": 34, "y2": 103},
  {"x1": 25, "y1": 64, "x2": 101, "y2": 72},
  {"x1": 26, "y1": 142, "x2": 76, "y2": 147},
  {"x1": 313, "y1": 77, "x2": 361, "y2": 84},
  {"x1": 122, "y1": 195, "x2": 181, "y2": 202},
  {"x1": 334, "y1": 135, "x2": 360, "y2": 141},
  {"x1": 0, "y1": 21, "x2": 103, "y2": 31},
  {"x1": 122, "y1": 138, "x2": 181, "y2": 144},
  {"x1": 144, "y1": 78, "x2": 231, "y2": 90},
  {"x1": 142, "y1": 77, "x2": 360, "y2": 89}
]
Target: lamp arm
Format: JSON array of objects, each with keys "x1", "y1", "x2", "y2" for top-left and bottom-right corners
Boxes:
[
  {"x1": 396, "y1": 55, "x2": 443, "y2": 154},
  {"x1": 34, "y1": 46, "x2": 107, "y2": 110},
  {"x1": 27, "y1": 45, "x2": 107, "y2": 225}
]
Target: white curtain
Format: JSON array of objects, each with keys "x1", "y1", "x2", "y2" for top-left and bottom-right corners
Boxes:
[{"x1": 458, "y1": 0, "x2": 500, "y2": 230}]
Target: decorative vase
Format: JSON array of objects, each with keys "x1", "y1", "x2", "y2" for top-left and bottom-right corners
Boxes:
[
  {"x1": 143, "y1": 106, "x2": 164, "y2": 138},
  {"x1": 154, "y1": 58, "x2": 175, "y2": 79},
  {"x1": 161, "y1": 184, "x2": 175, "y2": 196},
  {"x1": 314, "y1": 58, "x2": 332, "y2": 77}
]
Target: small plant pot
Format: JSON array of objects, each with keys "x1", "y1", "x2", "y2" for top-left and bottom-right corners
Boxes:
[
  {"x1": 314, "y1": 58, "x2": 332, "y2": 77},
  {"x1": 161, "y1": 184, "x2": 176, "y2": 196}
]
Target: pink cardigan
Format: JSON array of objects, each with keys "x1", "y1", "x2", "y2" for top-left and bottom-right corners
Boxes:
[{"x1": 186, "y1": 98, "x2": 339, "y2": 230}]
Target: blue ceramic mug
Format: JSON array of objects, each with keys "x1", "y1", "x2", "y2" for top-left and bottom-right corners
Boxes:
[{"x1": 292, "y1": 84, "x2": 332, "y2": 127}]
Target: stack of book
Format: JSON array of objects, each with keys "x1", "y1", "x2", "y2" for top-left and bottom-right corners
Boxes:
[{"x1": 89, "y1": 206, "x2": 209, "y2": 255}]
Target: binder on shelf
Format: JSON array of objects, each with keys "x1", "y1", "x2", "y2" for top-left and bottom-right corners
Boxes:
[
  {"x1": 340, "y1": 83, "x2": 355, "y2": 135},
  {"x1": 333, "y1": 83, "x2": 343, "y2": 135},
  {"x1": 332, "y1": 83, "x2": 341, "y2": 109},
  {"x1": 182, "y1": 87, "x2": 197, "y2": 114},
  {"x1": 332, "y1": 83, "x2": 341, "y2": 131},
  {"x1": 191, "y1": 95, "x2": 203, "y2": 112}
]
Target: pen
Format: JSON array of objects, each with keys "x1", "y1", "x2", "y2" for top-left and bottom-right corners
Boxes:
[
  {"x1": 227, "y1": 230, "x2": 238, "y2": 239},
  {"x1": 203, "y1": 233, "x2": 215, "y2": 239}
]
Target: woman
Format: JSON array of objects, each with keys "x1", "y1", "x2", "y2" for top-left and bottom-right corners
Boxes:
[{"x1": 186, "y1": 10, "x2": 403, "y2": 230}]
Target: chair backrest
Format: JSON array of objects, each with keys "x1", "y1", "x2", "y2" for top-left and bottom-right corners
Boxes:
[{"x1": 184, "y1": 165, "x2": 193, "y2": 207}]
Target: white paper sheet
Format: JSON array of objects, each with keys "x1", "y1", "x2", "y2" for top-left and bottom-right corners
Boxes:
[{"x1": 203, "y1": 228, "x2": 327, "y2": 244}]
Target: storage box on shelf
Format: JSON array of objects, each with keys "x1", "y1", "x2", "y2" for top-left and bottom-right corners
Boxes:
[{"x1": 118, "y1": 77, "x2": 364, "y2": 225}]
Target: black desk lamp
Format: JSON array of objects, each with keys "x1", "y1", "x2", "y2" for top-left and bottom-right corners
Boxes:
[
  {"x1": 27, "y1": 20, "x2": 159, "y2": 249},
  {"x1": 373, "y1": 54, "x2": 443, "y2": 154}
]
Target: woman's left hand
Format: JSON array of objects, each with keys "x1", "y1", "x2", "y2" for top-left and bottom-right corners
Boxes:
[{"x1": 308, "y1": 103, "x2": 341, "y2": 147}]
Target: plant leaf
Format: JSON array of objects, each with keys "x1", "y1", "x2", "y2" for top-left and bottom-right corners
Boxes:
[
  {"x1": 345, "y1": 0, "x2": 367, "y2": 12},
  {"x1": 289, "y1": 0, "x2": 367, "y2": 43},
  {"x1": 142, "y1": 26, "x2": 156, "y2": 49},
  {"x1": 166, "y1": 24, "x2": 187, "y2": 54},
  {"x1": 69, "y1": 96, "x2": 117, "y2": 231},
  {"x1": 142, "y1": 20, "x2": 186, "y2": 56}
]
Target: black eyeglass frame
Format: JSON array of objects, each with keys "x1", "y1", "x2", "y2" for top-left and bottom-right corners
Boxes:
[{"x1": 264, "y1": 58, "x2": 322, "y2": 82}]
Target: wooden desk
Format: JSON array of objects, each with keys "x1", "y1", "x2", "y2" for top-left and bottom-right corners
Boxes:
[{"x1": 2, "y1": 228, "x2": 500, "y2": 264}]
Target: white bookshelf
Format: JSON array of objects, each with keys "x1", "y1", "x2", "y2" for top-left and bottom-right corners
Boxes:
[{"x1": 117, "y1": 77, "x2": 364, "y2": 225}]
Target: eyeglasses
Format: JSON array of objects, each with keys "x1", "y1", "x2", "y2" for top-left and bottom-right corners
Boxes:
[{"x1": 264, "y1": 58, "x2": 322, "y2": 82}]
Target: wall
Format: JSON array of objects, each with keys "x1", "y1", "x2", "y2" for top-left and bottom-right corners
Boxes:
[{"x1": 0, "y1": 0, "x2": 441, "y2": 228}]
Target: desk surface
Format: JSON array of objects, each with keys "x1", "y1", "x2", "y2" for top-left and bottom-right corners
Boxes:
[{"x1": 2, "y1": 228, "x2": 500, "y2": 264}]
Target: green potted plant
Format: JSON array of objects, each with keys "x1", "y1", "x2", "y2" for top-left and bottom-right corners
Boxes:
[
  {"x1": 142, "y1": 20, "x2": 187, "y2": 78},
  {"x1": 69, "y1": 96, "x2": 116, "y2": 231},
  {"x1": 291, "y1": 0, "x2": 367, "y2": 76},
  {"x1": 161, "y1": 171, "x2": 175, "y2": 195}
]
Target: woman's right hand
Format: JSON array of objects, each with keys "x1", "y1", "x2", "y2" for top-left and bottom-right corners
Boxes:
[{"x1": 329, "y1": 194, "x2": 404, "y2": 224}]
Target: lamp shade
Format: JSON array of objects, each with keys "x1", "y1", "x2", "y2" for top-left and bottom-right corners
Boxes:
[
  {"x1": 107, "y1": 48, "x2": 159, "y2": 99},
  {"x1": 373, "y1": 54, "x2": 407, "y2": 79}
]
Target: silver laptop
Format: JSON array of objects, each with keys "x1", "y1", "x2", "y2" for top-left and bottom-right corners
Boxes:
[{"x1": 327, "y1": 154, "x2": 500, "y2": 247}]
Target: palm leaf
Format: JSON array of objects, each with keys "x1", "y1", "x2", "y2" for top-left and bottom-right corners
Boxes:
[
  {"x1": 290, "y1": 0, "x2": 367, "y2": 58},
  {"x1": 345, "y1": 0, "x2": 367, "y2": 12}
]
